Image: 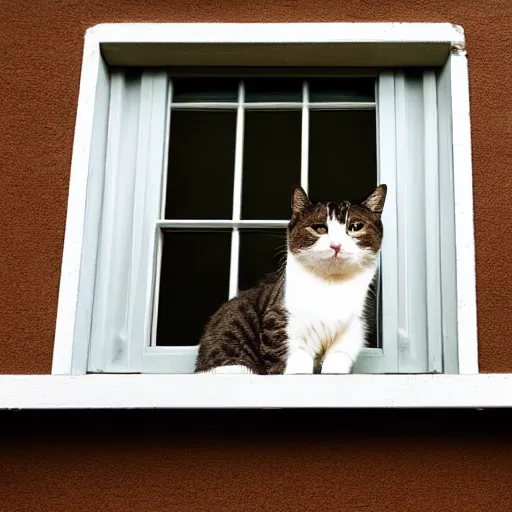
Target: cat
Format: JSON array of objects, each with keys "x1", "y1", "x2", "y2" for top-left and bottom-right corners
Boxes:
[{"x1": 195, "y1": 184, "x2": 387, "y2": 375}]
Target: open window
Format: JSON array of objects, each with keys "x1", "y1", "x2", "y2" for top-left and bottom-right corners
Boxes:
[{"x1": 53, "y1": 23, "x2": 478, "y2": 376}]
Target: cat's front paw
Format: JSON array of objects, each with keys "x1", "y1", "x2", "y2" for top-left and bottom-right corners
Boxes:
[
  {"x1": 321, "y1": 353, "x2": 353, "y2": 374},
  {"x1": 284, "y1": 350, "x2": 314, "y2": 374}
]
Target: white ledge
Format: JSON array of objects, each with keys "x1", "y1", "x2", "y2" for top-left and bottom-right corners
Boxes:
[
  {"x1": 1, "y1": 374, "x2": 511, "y2": 410},
  {"x1": 89, "y1": 22, "x2": 465, "y2": 67},
  {"x1": 87, "y1": 22, "x2": 464, "y2": 44}
]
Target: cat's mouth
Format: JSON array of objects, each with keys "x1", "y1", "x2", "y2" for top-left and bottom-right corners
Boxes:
[
  {"x1": 318, "y1": 251, "x2": 347, "y2": 263},
  {"x1": 323, "y1": 250, "x2": 357, "y2": 262}
]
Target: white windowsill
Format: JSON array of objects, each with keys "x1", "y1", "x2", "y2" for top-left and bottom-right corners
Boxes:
[{"x1": 2, "y1": 374, "x2": 512, "y2": 409}]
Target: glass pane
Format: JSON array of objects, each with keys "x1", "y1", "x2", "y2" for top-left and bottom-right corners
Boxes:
[
  {"x1": 239, "y1": 229, "x2": 287, "y2": 292},
  {"x1": 241, "y1": 111, "x2": 301, "y2": 220},
  {"x1": 308, "y1": 110, "x2": 377, "y2": 204},
  {"x1": 165, "y1": 111, "x2": 236, "y2": 219},
  {"x1": 245, "y1": 78, "x2": 302, "y2": 102},
  {"x1": 171, "y1": 78, "x2": 238, "y2": 102},
  {"x1": 309, "y1": 78, "x2": 375, "y2": 102},
  {"x1": 156, "y1": 230, "x2": 231, "y2": 346}
]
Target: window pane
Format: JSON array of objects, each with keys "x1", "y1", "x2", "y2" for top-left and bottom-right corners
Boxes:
[
  {"x1": 245, "y1": 78, "x2": 302, "y2": 102},
  {"x1": 241, "y1": 111, "x2": 301, "y2": 220},
  {"x1": 156, "y1": 230, "x2": 231, "y2": 346},
  {"x1": 239, "y1": 229, "x2": 286, "y2": 292},
  {"x1": 308, "y1": 110, "x2": 377, "y2": 204},
  {"x1": 309, "y1": 78, "x2": 375, "y2": 102},
  {"x1": 165, "y1": 111, "x2": 236, "y2": 219},
  {"x1": 171, "y1": 78, "x2": 238, "y2": 102}
]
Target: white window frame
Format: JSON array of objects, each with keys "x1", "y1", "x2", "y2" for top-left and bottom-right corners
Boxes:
[
  {"x1": 86, "y1": 71, "x2": 398, "y2": 375},
  {"x1": 79, "y1": 66, "x2": 457, "y2": 376},
  {"x1": 6, "y1": 21, "x2": 497, "y2": 409}
]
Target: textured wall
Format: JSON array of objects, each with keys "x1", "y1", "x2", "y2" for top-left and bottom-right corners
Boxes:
[
  {"x1": 0, "y1": 409, "x2": 511, "y2": 512},
  {"x1": 1, "y1": 1, "x2": 512, "y2": 374},
  {"x1": 0, "y1": 1, "x2": 511, "y2": 373},
  {"x1": 1, "y1": 3, "x2": 512, "y2": 511}
]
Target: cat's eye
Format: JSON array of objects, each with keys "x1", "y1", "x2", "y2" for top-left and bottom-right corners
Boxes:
[
  {"x1": 312, "y1": 223, "x2": 328, "y2": 235},
  {"x1": 348, "y1": 222, "x2": 364, "y2": 232}
]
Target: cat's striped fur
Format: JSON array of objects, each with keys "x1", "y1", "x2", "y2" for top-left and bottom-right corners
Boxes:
[{"x1": 195, "y1": 273, "x2": 288, "y2": 374}]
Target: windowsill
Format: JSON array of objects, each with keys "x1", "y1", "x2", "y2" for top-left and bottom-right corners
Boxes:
[{"x1": 2, "y1": 374, "x2": 512, "y2": 409}]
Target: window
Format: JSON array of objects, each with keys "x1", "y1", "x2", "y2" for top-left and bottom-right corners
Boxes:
[
  {"x1": 52, "y1": 23, "x2": 478, "y2": 378},
  {"x1": 153, "y1": 75, "x2": 380, "y2": 372}
]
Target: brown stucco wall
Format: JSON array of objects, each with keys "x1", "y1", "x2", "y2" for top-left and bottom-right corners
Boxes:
[
  {"x1": 1, "y1": 1, "x2": 512, "y2": 374},
  {"x1": 0, "y1": 409, "x2": 511, "y2": 511},
  {"x1": 1, "y1": 3, "x2": 512, "y2": 511}
]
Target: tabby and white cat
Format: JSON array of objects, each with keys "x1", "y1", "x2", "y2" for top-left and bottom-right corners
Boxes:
[{"x1": 195, "y1": 184, "x2": 387, "y2": 375}]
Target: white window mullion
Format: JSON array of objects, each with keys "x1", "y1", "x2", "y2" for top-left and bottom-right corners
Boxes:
[
  {"x1": 378, "y1": 71, "x2": 399, "y2": 373},
  {"x1": 229, "y1": 232, "x2": 240, "y2": 299},
  {"x1": 128, "y1": 71, "x2": 170, "y2": 367},
  {"x1": 149, "y1": 79, "x2": 173, "y2": 348},
  {"x1": 437, "y1": 57, "x2": 460, "y2": 374},
  {"x1": 228, "y1": 81, "x2": 245, "y2": 299},
  {"x1": 394, "y1": 71, "x2": 411, "y2": 370},
  {"x1": 156, "y1": 220, "x2": 289, "y2": 229},
  {"x1": 159, "y1": 78, "x2": 173, "y2": 220},
  {"x1": 88, "y1": 72, "x2": 141, "y2": 373},
  {"x1": 170, "y1": 101, "x2": 375, "y2": 111},
  {"x1": 301, "y1": 81, "x2": 310, "y2": 192},
  {"x1": 423, "y1": 70, "x2": 443, "y2": 373},
  {"x1": 449, "y1": 53, "x2": 478, "y2": 374},
  {"x1": 354, "y1": 71, "x2": 399, "y2": 374},
  {"x1": 394, "y1": 71, "x2": 430, "y2": 373}
]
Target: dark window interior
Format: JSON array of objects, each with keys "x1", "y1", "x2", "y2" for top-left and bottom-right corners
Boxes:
[
  {"x1": 165, "y1": 111, "x2": 236, "y2": 220},
  {"x1": 156, "y1": 76, "x2": 379, "y2": 349},
  {"x1": 156, "y1": 230, "x2": 231, "y2": 346},
  {"x1": 241, "y1": 110, "x2": 301, "y2": 220},
  {"x1": 308, "y1": 110, "x2": 377, "y2": 204},
  {"x1": 172, "y1": 78, "x2": 239, "y2": 102},
  {"x1": 244, "y1": 78, "x2": 303, "y2": 102},
  {"x1": 308, "y1": 77, "x2": 375, "y2": 102},
  {"x1": 238, "y1": 229, "x2": 287, "y2": 292}
]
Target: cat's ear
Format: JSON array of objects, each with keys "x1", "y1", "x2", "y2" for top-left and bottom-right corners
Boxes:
[
  {"x1": 291, "y1": 185, "x2": 311, "y2": 215},
  {"x1": 361, "y1": 185, "x2": 387, "y2": 214}
]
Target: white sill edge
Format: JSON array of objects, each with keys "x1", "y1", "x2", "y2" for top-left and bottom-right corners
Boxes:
[
  {"x1": 1, "y1": 374, "x2": 511, "y2": 410},
  {"x1": 85, "y1": 22, "x2": 464, "y2": 45}
]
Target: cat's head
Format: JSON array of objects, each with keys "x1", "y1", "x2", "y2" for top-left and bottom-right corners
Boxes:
[{"x1": 287, "y1": 185, "x2": 387, "y2": 276}]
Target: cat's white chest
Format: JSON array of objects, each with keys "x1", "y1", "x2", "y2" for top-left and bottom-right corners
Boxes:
[
  {"x1": 284, "y1": 255, "x2": 373, "y2": 354},
  {"x1": 286, "y1": 277, "x2": 354, "y2": 324}
]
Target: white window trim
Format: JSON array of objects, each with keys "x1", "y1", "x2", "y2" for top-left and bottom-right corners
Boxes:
[
  {"x1": 87, "y1": 71, "x2": 400, "y2": 375},
  {"x1": 2, "y1": 374, "x2": 512, "y2": 409},
  {"x1": 35, "y1": 21, "x2": 489, "y2": 408}
]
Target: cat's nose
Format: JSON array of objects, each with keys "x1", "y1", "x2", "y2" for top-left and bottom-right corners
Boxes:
[{"x1": 330, "y1": 243, "x2": 341, "y2": 256}]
